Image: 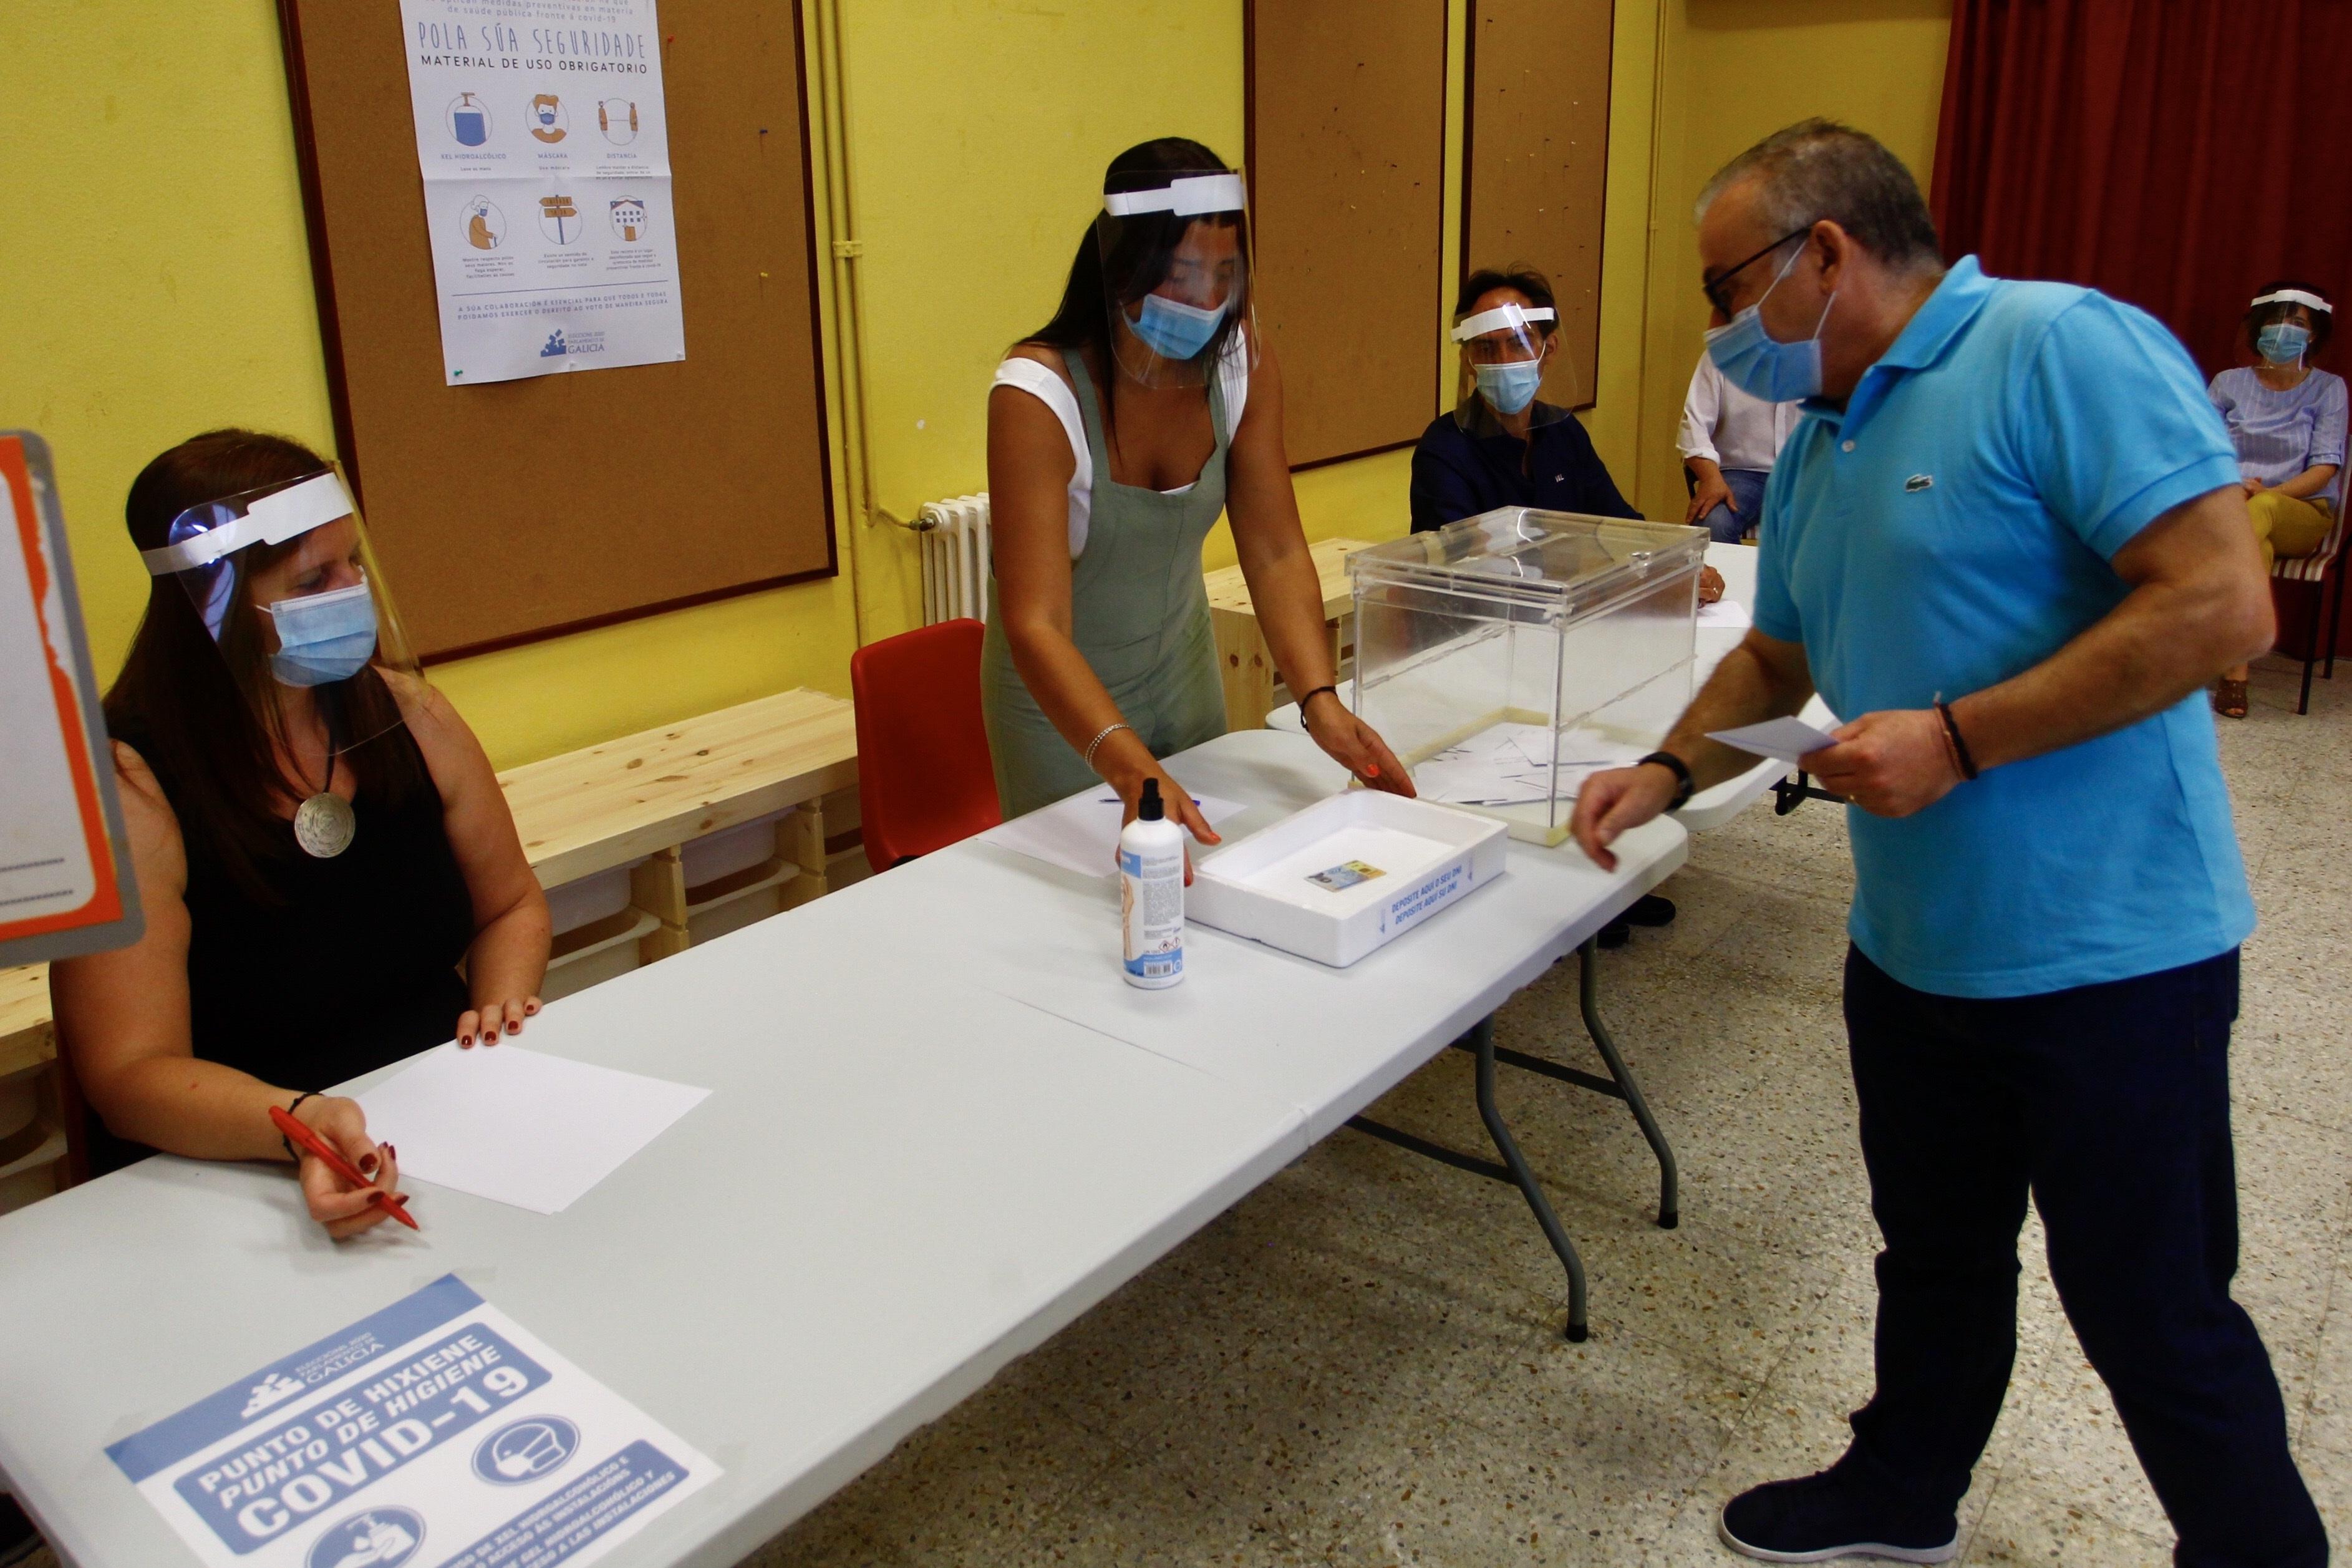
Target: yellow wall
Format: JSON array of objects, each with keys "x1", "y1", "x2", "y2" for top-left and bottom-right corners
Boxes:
[
  {"x1": 3, "y1": 0, "x2": 1951, "y2": 772},
  {"x1": 1631, "y1": 0, "x2": 1953, "y2": 524}
]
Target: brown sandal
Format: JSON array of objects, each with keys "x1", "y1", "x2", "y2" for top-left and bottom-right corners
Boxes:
[{"x1": 2214, "y1": 678, "x2": 2249, "y2": 719}]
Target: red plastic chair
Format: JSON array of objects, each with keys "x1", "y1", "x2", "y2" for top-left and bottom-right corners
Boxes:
[{"x1": 850, "y1": 618, "x2": 1003, "y2": 871}]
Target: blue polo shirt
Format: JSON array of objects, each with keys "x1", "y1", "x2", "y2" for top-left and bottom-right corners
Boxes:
[{"x1": 1754, "y1": 256, "x2": 2254, "y2": 999}]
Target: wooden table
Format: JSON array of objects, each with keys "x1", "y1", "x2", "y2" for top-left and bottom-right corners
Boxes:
[
  {"x1": 1203, "y1": 536, "x2": 1375, "y2": 732},
  {"x1": 496, "y1": 688, "x2": 858, "y2": 964}
]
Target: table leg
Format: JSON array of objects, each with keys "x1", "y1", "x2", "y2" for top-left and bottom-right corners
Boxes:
[
  {"x1": 1468, "y1": 1016, "x2": 1593, "y2": 1342},
  {"x1": 1578, "y1": 939, "x2": 1680, "y2": 1230}
]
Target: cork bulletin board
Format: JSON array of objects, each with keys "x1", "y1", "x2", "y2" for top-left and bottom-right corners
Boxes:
[
  {"x1": 276, "y1": 1, "x2": 833, "y2": 662},
  {"x1": 1246, "y1": 0, "x2": 1449, "y2": 469},
  {"x1": 1463, "y1": 0, "x2": 1615, "y2": 412}
]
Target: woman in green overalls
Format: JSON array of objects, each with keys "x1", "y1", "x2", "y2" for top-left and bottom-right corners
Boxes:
[{"x1": 984, "y1": 138, "x2": 1411, "y2": 848}]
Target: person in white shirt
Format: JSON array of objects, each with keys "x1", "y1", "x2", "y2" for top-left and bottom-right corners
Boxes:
[{"x1": 1679, "y1": 337, "x2": 1801, "y2": 541}]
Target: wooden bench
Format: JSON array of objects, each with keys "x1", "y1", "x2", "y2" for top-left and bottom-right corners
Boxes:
[
  {"x1": 1203, "y1": 537, "x2": 1374, "y2": 733},
  {"x1": 0, "y1": 687, "x2": 860, "y2": 1208}
]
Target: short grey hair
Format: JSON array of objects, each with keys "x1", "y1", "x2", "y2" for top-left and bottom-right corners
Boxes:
[{"x1": 1696, "y1": 119, "x2": 1943, "y2": 274}]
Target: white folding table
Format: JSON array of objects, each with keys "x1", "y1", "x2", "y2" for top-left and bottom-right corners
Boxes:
[{"x1": 0, "y1": 725, "x2": 1688, "y2": 1567}]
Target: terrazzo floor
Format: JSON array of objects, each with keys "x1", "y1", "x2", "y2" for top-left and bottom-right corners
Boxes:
[
  {"x1": 22, "y1": 656, "x2": 2345, "y2": 1568},
  {"x1": 739, "y1": 655, "x2": 2351, "y2": 1568}
]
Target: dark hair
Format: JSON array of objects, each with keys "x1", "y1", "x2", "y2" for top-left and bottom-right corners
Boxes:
[
  {"x1": 1698, "y1": 118, "x2": 1943, "y2": 273},
  {"x1": 1019, "y1": 137, "x2": 1244, "y2": 455},
  {"x1": 105, "y1": 429, "x2": 427, "y2": 901},
  {"x1": 1454, "y1": 266, "x2": 1559, "y2": 333},
  {"x1": 2245, "y1": 279, "x2": 2334, "y2": 357}
]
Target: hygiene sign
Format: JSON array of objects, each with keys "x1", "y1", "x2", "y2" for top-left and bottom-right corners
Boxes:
[
  {"x1": 397, "y1": 0, "x2": 685, "y2": 384},
  {"x1": 107, "y1": 1276, "x2": 715, "y2": 1568}
]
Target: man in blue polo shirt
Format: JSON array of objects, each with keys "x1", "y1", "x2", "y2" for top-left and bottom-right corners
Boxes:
[{"x1": 1572, "y1": 121, "x2": 2320, "y2": 1566}]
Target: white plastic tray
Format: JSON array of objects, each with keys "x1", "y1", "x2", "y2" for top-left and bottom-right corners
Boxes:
[{"x1": 1188, "y1": 791, "x2": 1508, "y2": 968}]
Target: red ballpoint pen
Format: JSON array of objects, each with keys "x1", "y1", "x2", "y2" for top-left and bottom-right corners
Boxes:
[{"x1": 269, "y1": 1105, "x2": 419, "y2": 1231}]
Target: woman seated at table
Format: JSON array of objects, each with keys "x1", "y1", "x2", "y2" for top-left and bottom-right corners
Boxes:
[
  {"x1": 2208, "y1": 281, "x2": 2345, "y2": 717},
  {"x1": 987, "y1": 137, "x2": 1410, "y2": 833},
  {"x1": 49, "y1": 430, "x2": 550, "y2": 1234},
  {"x1": 1411, "y1": 267, "x2": 1722, "y2": 604}
]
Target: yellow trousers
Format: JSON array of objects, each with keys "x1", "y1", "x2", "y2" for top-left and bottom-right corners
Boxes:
[{"x1": 2247, "y1": 489, "x2": 2333, "y2": 573}]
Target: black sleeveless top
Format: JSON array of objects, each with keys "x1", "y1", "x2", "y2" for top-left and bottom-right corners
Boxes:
[{"x1": 95, "y1": 720, "x2": 474, "y2": 1171}]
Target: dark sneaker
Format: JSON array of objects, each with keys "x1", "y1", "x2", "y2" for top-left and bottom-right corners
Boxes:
[
  {"x1": 1626, "y1": 893, "x2": 1678, "y2": 927},
  {"x1": 1597, "y1": 916, "x2": 1632, "y2": 949},
  {"x1": 1718, "y1": 1468, "x2": 1958, "y2": 1563}
]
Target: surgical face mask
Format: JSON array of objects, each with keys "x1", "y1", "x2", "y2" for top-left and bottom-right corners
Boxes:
[
  {"x1": 1474, "y1": 360, "x2": 1544, "y2": 416},
  {"x1": 1130, "y1": 291, "x2": 1227, "y2": 361},
  {"x1": 1704, "y1": 244, "x2": 1835, "y2": 403},
  {"x1": 265, "y1": 576, "x2": 379, "y2": 687},
  {"x1": 2258, "y1": 323, "x2": 2311, "y2": 365}
]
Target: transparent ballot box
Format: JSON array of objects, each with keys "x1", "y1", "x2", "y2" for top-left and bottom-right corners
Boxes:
[{"x1": 1348, "y1": 508, "x2": 1708, "y2": 846}]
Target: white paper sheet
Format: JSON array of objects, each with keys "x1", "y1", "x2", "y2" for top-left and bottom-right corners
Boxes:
[
  {"x1": 1706, "y1": 715, "x2": 1842, "y2": 763},
  {"x1": 1697, "y1": 598, "x2": 1752, "y2": 630},
  {"x1": 1409, "y1": 722, "x2": 1648, "y2": 806},
  {"x1": 357, "y1": 1043, "x2": 709, "y2": 1214},
  {"x1": 979, "y1": 790, "x2": 1247, "y2": 878}
]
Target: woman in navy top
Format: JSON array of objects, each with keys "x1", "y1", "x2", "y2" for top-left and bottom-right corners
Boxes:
[{"x1": 1410, "y1": 268, "x2": 1640, "y2": 531}]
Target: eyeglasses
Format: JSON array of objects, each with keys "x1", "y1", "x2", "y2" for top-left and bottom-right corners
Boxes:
[{"x1": 1702, "y1": 225, "x2": 1814, "y2": 316}]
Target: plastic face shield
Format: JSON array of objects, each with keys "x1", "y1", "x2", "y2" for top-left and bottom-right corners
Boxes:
[
  {"x1": 1450, "y1": 301, "x2": 1570, "y2": 432},
  {"x1": 2250, "y1": 288, "x2": 2330, "y2": 360},
  {"x1": 1098, "y1": 170, "x2": 1257, "y2": 388},
  {"x1": 138, "y1": 468, "x2": 422, "y2": 749}
]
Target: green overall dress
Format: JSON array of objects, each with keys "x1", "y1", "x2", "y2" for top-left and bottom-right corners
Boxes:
[{"x1": 980, "y1": 349, "x2": 1231, "y2": 817}]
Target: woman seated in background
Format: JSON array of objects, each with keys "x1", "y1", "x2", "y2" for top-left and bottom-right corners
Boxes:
[
  {"x1": 2209, "y1": 281, "x2": 2345, "y2": 717},
  {"x1": 1410, "y1": 267, "x2": 1640, "y2": 530},
  {"x1": 1411, "y1": 267, "x2": 1722, "y2": 603},
  {"x1": 49, "y1": 430, "x2": 550, "y2": 1234}
]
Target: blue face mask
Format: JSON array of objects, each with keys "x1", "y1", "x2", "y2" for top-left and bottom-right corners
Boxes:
[
  {"x1": 266, "y1": 577, "x2": 379, "y2": 687},
  {"x1": 1130, "y1": 292, "x2": 1228, "y2": 361},
  {"x1": 2258, "y1": 323, "x2": 2311, "y2": 365},
  {"x1": 1704, "y1": 244, "x2": 1835, "y2": 403},
  {"x1": 1474, "y1": 360, "x2": 1544, "y2": 416}
]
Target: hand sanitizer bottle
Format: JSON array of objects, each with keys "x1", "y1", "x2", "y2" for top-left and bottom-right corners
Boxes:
[{"x1": 1120, "y1": 779, "x2": 1184, "y2": 989}]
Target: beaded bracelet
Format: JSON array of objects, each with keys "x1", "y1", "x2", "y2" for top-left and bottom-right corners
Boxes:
[{"x1": 1082, "y1": 721, "x2": 1133, "y2": 773}]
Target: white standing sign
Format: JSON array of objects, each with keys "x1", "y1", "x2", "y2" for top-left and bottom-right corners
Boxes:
[
  {"x1": 399, "y1": 0, "x2": 685, "y2": 385},
  {"x1": 108, "y1": 1275, "x2": 716, "y2": 1568}
]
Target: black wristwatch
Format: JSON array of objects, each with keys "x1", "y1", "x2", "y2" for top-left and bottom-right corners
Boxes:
[{"x1": 1638, "y1": 750, "x2": 1696, "y2": 811}]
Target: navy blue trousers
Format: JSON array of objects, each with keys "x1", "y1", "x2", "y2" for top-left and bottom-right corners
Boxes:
[{"x1": 1840, "y1": 946, "x2": 2325, "y2": 1567}]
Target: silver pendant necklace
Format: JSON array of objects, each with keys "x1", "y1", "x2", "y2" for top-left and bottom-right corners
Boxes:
[{"x1": 293, "y1": 744, "x2": 356, "y2": 859}]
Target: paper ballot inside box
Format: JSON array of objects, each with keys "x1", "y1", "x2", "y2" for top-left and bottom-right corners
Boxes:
[{"x1": 1188, "y1": 791, "x2": 1508, "y2": 968}]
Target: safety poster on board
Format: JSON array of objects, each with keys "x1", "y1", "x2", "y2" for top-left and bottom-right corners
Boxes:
[
  {"x1": 398, "y1": 0, "x2": 686, "y2": 385},
  {"x1": 107, "y1": 1275, "x2": 715, "y2": 1568}
]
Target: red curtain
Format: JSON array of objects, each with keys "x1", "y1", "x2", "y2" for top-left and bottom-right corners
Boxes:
[{"x1": 1931, "y1": 0, "x2": 2352, "y2": 380}]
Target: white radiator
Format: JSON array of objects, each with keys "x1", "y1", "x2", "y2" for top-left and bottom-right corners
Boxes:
[{"x1": 915, "y1": 493, "x2": 990, "y2": 625}]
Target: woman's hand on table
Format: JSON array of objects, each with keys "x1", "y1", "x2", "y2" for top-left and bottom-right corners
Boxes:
[
  {"x1": 1103, "y1": 740, "x2": 1219, "y2": 884},
  {"x1": 457, "y1": 995, "x2": 538, "y2": 1048},
  {"x1": 292, "y1": 1095, "x2": 407, "y2": 1240},
  {"x1": 1300, "y1": 690, "x2": 1415, "y2": 797},
  {"x1": 1699, "y1": 564, "x2": 1726, "y2": 604}
]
